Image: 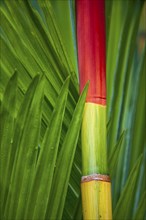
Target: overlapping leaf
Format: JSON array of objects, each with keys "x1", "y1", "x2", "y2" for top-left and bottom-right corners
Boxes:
[{"x1": 0, "y1": 73, "x2": 88, "y2": 220}]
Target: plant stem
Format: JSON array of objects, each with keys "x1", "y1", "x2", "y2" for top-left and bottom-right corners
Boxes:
[{"x1": 76, "y1": 0, "x2": 112, "y2": 219}]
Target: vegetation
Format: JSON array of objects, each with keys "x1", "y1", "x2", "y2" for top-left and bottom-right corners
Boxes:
[{"x1": 0, "y1": 0, "x2": 145, "y2": 219}]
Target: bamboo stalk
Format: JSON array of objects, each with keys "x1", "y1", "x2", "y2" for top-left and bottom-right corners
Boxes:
[{"x1": 76, "y1": 0, "x2": 112, "y2": 219}]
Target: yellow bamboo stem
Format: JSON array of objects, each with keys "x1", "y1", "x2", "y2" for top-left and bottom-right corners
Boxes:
[{"x1": 81, "y1": 175, "x2": 112, "y2": 220}]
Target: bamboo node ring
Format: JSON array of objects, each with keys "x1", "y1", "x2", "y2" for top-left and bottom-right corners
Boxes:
[{"x1": 81, "y1": 174, "x2": 111, "y2": 183}]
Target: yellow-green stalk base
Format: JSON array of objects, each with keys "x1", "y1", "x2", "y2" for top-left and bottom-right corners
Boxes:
[{"x1": 81, "y1": 178, "x2": 112, "y2": 220}]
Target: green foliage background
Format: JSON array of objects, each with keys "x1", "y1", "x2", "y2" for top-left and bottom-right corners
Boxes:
[{"x1": 0, "y1": 0, "x2": 145, "y2": 219}]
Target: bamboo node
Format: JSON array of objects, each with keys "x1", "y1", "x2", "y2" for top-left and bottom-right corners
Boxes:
[{"x1": 81, "y1": 174, "x2": 110, "y2": 183}]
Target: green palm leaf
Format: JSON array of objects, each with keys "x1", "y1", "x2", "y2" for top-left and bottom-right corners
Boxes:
[
  {"x1": 113, "y1": 154, "x2": 144, "y2": 220},
  {"x1": 133, "y1": 191, "x2": 146, "y2": 220},
  {"x1": 0, "y1": 72, "x2": 17, "y2": 213},
  {"x1": 4, "y1": 74, "x2": 45, "y2": 220}
]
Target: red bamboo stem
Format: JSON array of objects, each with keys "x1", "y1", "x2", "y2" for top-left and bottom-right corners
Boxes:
[{"x1": 76, "y1": 0, "x2": 106, "y2": 105}]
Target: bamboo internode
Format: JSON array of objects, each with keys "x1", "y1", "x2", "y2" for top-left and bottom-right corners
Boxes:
[
  {"x1": 76, "y1": 0, "x2": 106, "y2": 105},
  {"x1": 81, "y1": 103, "x2": 107, "y2": 176},
  {"x1": 81, "y1": 180, "x2": 112, "y2": 220}
]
